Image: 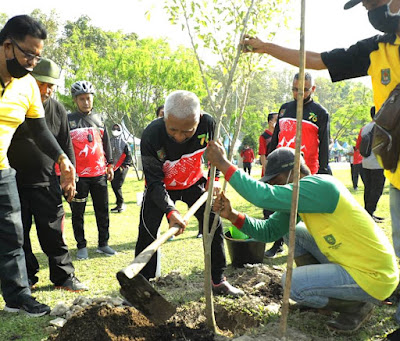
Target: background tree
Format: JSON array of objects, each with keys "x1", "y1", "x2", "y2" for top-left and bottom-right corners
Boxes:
[{"x1": 163, "y1": 0, "x2": 292, "y2": 332}]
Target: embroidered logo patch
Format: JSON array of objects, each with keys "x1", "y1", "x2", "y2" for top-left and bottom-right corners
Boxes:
[
  {"x1": 157, "y1": 148, "x2": 166, "y2": 161},
  {"x1": 381, "y1": 68, "x2": 391, "y2": 85},
  {"x1": 69, "y1": 121, "x2": 77, "y2": 129},
  {"x1": 197, "y1": 133, "x2": 209, "y2": 146},
  {"x1": 323, "y1": 234, "x2": 336, "y2": 245},
  {"x1": 309, "y1": 112, "x2": 318, "y2": 123}
]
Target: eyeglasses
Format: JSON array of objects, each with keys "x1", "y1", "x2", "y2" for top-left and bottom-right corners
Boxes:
[
  {"x1": 292, "y1": 87, "x2": 312, "y2": 92},
  {"x1": 10, "y1": 38, "x2": 42, "y2": 63}
]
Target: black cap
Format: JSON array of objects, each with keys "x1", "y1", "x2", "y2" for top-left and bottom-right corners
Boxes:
[
  {"x1": 260, "y1": 147, "x2": 305, "y2": 182},
  {"x1": 344, "y1": 0, "x2": 362, "y2": 10}
]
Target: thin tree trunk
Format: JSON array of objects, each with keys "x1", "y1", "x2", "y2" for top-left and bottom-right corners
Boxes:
[{"x1": 279, "y1": 0, "x2": 306, "y2": 338}]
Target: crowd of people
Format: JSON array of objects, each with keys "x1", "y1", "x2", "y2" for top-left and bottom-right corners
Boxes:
[{"x1": 1, "y1": 0, "x2": 400, "y2": 337}]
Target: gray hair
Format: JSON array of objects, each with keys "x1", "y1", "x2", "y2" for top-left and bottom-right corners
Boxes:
[{"x1": 164, "y1": 90, "x2": 201, "y2": 121}]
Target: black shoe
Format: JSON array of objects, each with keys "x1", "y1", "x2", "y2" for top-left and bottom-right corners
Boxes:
[
  {"x1": 28, "y1": 278, "x2": 38, "y2": 290},
  {"x1": 372, "y1": 215, "x2": 384, "y2": 223},
  {"x1": 4, "y1": 295, "x2": 50, "y2": 317},
  {"x1": 212, "y1": 280, "x2": 244, "y2": 297},
  {"x1": 326, "y1": 302, "x2": 374, "y2": 333},
  {"x1": 55, "y1": 275, "x2": 89, "y2": 292},
  {"x1": 265, "y1": 241, "x2": 284, "y2": 258},
  {"x1": 111, "y1": 204, "x2": 126, "y2": 213}
]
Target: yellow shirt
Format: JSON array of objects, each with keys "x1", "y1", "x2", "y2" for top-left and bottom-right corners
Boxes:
[
  {"x1": 0, "y1": 74, "x2": 44, "y2": 169},
  {"x1": 322, "y1": 33, "x2": 400, "y2": 189}
]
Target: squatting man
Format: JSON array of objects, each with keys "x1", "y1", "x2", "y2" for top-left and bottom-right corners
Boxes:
[{"x1": 206, "y1": 140, "x2": 398, "y2": 333}]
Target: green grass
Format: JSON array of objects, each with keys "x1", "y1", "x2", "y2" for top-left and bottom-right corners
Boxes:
[{"x1": 0, "y1": 163, "x2": 397, "y2": 340}]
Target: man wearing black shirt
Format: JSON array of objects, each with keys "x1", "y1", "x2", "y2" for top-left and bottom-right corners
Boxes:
[
  {"x1": 136, "y1": 90, "x2": 243, "y2": 297},
  {"x1": 265, "y1": 72, "x2": 331, "y2": 258},
  {"x1": 8, "y1": 58, "x2": 87, "y2": 292}
]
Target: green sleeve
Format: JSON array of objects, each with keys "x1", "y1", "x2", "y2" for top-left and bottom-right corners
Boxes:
[
  {"x1": 229, "y1": 170, "x2": 339, "y2": 213},
  {"x1": 241, "y1": 211, "x2": 292, "y2": 243}
]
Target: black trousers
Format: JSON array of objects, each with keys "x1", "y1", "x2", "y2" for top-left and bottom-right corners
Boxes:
[
  {"x1": 0, "y1": 169, "x2": 30, "y2": 305},
  {"x1": 111, "y1": 167, "x2": 129, "y2": 206},
  {"x1": 350, "y1": 163, "x2": 363, "y2": 189},
  {"x1": 18, "y1": 183, "x2": 75, "y2": 286},
  {"x1": 71, "y1": 175, "x2": 109, "y2": 249},
  {"x1": 362, "y1": 168, "x2": 385, "y2": 216},
  {"x1": 243, "y1": 162, "x2": 252, "y2": 175},
  {"x1": 135, "y1": 178, "x2": 226, "y2": 283}
]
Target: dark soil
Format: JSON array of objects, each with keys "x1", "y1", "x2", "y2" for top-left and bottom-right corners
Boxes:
[
  {"x1": 49, "y1": 305, "x2": 215, "y2": 341},
  {"x1": 49, "y1": 264, "x2": 285, "y2": 341}
]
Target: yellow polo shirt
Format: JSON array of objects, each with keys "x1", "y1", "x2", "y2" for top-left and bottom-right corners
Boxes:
[
  {"x1": 322, "y1": 33, "x2": 400, "y2": 189},
  {"x1": 0, "y1": 74, "x2": 44, "y2": 169}
]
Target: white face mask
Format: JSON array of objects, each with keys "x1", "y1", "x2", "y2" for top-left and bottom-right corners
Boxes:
[{"x1": 112, "y1": 130, "x2": 121, "y2": 137}]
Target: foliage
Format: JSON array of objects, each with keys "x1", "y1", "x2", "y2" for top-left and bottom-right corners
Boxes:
[
  {"x1": 1, "y1": 11, "x2": 206, "y2": 137},
  {"x1": 240, "y1": 134, "x2": 257, "y2": 152},
  {"x1": 314, "y1": 77, "x2": 373, "y2": 143},
  {"x1": 56, "y1": 15, "x2": 206, "y2": 136},
  {"x1": 163, "y1": 0, "x2": 293, "y2": 126}
]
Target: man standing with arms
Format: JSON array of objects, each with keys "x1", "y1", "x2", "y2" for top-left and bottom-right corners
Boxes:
[
  {"x1": 136, "y1": 90, "x2": 243, "y2": 296},
  {"x1": 0, "y1": 15, "x2": 76, "y2": 316},
  {"x1": 8, "y1": 57, "x2": 87, "y2": 292},
  {"x1": 69, "y1": 80, "x2": 116, "y2": 260},
  {"x1": 265, "y1": 72, "x2": 331, "y2": 258}
]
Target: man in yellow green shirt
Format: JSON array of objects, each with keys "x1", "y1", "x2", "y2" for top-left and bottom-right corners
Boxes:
[{"x1": 207, "y1": 142, "x2": 398, "y2": 333}]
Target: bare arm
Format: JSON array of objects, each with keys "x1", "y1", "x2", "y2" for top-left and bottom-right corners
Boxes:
[{"x1": 241, "y1": 36, "x2": 327, "y2": 70}]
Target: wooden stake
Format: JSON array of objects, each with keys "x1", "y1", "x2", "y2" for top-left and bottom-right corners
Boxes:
[{"x1": 279, "y1": 0, "x2": 306, "y2": 338}]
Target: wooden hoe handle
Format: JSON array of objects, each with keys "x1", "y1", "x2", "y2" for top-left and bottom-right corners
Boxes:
[{"x1": 120, "y1": 192, "x2": 208, "y2": 279}]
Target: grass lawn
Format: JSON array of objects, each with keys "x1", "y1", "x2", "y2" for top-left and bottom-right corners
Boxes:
[{"x1": 0, "y1": 162, "x2": 397, "y2": 340}]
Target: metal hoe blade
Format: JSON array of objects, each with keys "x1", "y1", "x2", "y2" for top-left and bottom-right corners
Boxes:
[{"x1": 117, "y1": 272, "x2": 176, "y2": 325}]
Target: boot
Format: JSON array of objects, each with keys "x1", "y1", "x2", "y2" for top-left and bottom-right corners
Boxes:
[
  {"x1": 324, "y1": 298, "x2": 374, "y2": 333},
  {"x1": 294, "y1": 253, "x2": 320, "y2": 267},
  {"x1": 264, "y1": 239, "x2": 284, "y2": 258}
]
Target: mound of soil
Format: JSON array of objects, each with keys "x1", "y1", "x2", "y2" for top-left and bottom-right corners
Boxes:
[
  {"x1": 49, "y1": 264, "x2": 286, "y2": 341},
  {"x1": 50, "y1": 305, "x2": 215, "y2": 341}
]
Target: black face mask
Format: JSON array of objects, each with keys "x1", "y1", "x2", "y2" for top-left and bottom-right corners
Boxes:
[
  {"x1": 368, "y1": 4, "x2": 400, "y2": 33},
  {"x1": 303, "y1": 95, "x2": 312, "y2": 104},
  {"x1": 6, "y1": 58, "x2": 31, "y2": 78}
]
